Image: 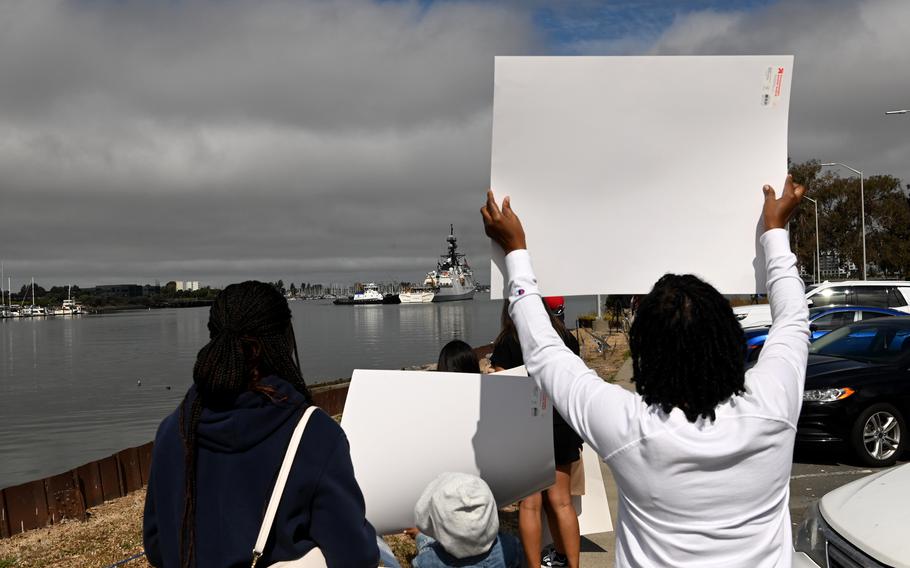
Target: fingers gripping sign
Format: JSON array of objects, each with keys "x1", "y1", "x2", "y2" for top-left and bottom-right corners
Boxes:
[
  {"x1": 762, "y1": 174, "x2": 806, "y2": 232},
  {"x1": 481, "y1": 190, "x2": 528, "y2": 254}
]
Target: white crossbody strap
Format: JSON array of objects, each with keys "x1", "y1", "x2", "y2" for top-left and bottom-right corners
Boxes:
[{"x1": 252, "y1": 405, "x2": 319, "y2": 561}]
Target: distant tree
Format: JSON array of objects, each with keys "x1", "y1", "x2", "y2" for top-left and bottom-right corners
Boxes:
[
  {"x1": 18, "y1": 283, "x2": 47, "y2": 299},
  {"x1": 789, "y1": 160, "x2": 910, "y2": 280},
  {"x1": 289, "y1": 282, "x2": 298, "y2": 297}
]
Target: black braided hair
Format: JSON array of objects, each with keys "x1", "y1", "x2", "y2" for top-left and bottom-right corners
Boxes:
[
  {"x1": 178, "y1": 281, "x2": 309, "y2": 568},
  {"x1": 437, "y1": 339, "x2": 481, "y2": 373},
  {"x1": 629, "y1": 274, "x2": 745, "y2": 423}
]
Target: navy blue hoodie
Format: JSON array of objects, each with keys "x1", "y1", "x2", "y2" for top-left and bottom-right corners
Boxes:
[{"x1": 143, "y1": 376, "x2": 379, "y2": 567}]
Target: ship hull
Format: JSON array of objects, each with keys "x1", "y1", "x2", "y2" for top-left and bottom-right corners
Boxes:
[
  {"x1": 399, "y1": 291, "x2": 435, "y2": 304},
  {"x1": 333, "y1": 298, "x2": 384, "y2": 305},
  {"x1": 432, "y1": 288, "x2": 475, "y2": 302}
]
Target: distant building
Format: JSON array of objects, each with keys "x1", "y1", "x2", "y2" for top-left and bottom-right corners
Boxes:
[
  {"x1": 142, "y1": 284, "x2": 161, "y2": 296},
  {"x1": 819, "y1": 251, "x2": 857, "y2": 281},
  {"x1": 174, "y1": 280, "x2": 200, "y2": 292}
]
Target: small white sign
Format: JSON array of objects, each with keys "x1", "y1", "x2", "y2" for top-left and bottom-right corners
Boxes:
[{"x1": 490, "y1": 55, "x2": 794, "y2": 297}]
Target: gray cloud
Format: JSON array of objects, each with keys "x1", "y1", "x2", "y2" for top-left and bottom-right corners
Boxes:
[
  {"x1": 2, "y1": 0, "x2": 908, "y2": 290},
  {"x1": 647, "y1": 0, "x2": 910, "y2": 186},
  {"x1": 0, "y1": 0, "x2": 538, "y2": 288}
]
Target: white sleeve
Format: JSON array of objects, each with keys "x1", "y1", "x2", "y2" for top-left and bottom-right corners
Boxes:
[
  {"x1": 505, "y1": 250, "x2": 640, "y2": 459},
  {"x1": 747, "y1": 229, "x2": 810, "y2": 423}
]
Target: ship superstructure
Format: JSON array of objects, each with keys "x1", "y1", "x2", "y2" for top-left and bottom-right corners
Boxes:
[{"x1": 424, "y1": 225, "x2": 475, "y2": 302}]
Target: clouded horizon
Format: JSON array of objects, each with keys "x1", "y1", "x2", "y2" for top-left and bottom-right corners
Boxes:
[{"x1": 1, "y1": 0, "x2": 908, "y2": 289}]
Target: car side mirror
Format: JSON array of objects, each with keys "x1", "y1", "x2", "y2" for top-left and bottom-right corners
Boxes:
[{"x1": 809, "y1": 324, "x2": 818, "y2": 332}]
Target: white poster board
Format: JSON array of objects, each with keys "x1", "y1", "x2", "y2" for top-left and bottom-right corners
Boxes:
[
  {"x1": 490, "y1": 56, "x2": 794, "y2": 298},
  {"x1": 340, "y1": 369, "x2": 554, "y2": 535}
]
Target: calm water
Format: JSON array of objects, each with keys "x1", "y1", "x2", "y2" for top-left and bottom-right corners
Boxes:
[{"x1": 0, "y1": 296, "x2": 596, "y2": 488}]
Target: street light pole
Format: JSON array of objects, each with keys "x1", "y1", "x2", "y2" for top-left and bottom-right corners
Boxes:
[
  {"x1": 820, "y1": 162, "x2": 866, "y2": 280},
  {"x1": 804, "y1": 196, "x2": 821, "y2": 283}
]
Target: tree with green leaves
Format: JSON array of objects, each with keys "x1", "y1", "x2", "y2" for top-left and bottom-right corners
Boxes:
[{"x1": 789, "y1": 160, "x2": 910, "y2": 281}]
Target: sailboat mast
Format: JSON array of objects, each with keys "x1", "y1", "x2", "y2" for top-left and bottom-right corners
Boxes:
[{"x1": 31, "y1": 277, "x2": 35, "y2": 306}]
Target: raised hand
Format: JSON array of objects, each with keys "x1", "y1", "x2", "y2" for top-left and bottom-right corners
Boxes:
[
  {"x1": 480, "y1": 190, "x2": 527, "y2": 254},
  {"x1": 762, "y1": 174, "x2": 806, "y2": 232}
]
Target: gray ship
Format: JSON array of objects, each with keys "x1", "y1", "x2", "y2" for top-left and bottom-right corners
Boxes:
[{"x1": 424, "y1": 226, "x2": 475, "y2": 302}]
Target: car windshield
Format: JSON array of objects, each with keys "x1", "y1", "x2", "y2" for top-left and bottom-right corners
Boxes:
[{"x1": 810, "y1": 323, "x2": 910, "y2": 363}]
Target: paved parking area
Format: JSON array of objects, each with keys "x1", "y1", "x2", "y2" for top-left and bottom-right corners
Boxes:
[{"x1": 789, "y1": 445, "x2": 908, "y2": 534}]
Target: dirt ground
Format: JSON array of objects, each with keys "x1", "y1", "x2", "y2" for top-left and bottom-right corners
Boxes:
[
  {"x1": 0, "y1": 330, "x2": 630, "y2": 568},
  {"x1": 0, "y1": 490, "x2": 151, "y2": 568}
]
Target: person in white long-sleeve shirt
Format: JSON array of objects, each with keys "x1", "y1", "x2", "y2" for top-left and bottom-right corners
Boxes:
[{"x1": 480, "y1": 176, "x2": 808, "y2": 568}]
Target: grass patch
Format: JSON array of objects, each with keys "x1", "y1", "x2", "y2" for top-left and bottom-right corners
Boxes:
[{"x1": 0, "y1": 557, "x2": 18, "y2": 568}]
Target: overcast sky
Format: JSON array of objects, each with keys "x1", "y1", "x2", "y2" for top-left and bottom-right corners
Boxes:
[{"x1": 1, "y1": 0, "x2": 908, "y2": 289}]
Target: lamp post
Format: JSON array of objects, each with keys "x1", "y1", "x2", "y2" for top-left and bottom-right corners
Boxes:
[
  {"x1": 820, "y1": 162, "x2": 866, "y2": 280},
  {"x1": 804, "y1": 196, "x2": 821, "y2": 283}
]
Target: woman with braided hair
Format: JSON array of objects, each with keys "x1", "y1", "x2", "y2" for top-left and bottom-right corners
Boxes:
[
  {"x1": 481, "y1": 177, "x2": 809, "y2": 568},
  {"x1": 143, "y1": 281, "x2": 378, "y2": 567}
]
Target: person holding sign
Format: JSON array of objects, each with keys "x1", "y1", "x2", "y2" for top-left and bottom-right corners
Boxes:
[{"x1": 480, "y1": 177, "x2": 807, "y2": 567}]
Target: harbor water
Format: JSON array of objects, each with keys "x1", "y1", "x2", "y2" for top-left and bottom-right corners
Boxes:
[{"x1": 0, "y1": 295, "x2": 597, "y2": 489}]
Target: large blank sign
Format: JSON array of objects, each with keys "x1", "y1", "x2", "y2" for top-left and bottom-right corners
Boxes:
[
  {"x1": 341, "y1": 369, "x2": 554, "y2": 535},
  {"x1": 490, "y1": 56, "x2": 794, "y2": 297}
]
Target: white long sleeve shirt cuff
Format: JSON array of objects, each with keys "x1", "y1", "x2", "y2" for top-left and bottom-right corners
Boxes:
[
  {"x1": 504, "y1": 249, "x2": 541, "y2": 305},
  {"x1": 760, "y1": 228, "x2": 791, "y2": 259}
]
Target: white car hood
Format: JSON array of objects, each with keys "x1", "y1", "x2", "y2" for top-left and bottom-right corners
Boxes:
[{"x1": 820, "y1": 463, "x2": 910, "y2": 567}]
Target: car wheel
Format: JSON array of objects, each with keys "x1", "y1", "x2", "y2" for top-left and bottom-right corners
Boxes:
[{"x1": 850, "y1": 403, "x2": 905, "y2": 467}]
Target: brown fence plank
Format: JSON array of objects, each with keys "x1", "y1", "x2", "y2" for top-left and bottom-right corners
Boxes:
[
  {"x1": 4, "y1": 480, "x2": 49, "y2": 534},
  {"x1": 118, "y1": 447, "x2": 143, "y2": 493},
  {"x1": 98, "y1": 455, "x2": 124, "y2": 501},
  {"x1": 76, "y1": 462, "x2": 105, "y2": 508},
  {"x1": 137, "y1": 442, "x2": 154, "y2": 486},
  {"x1": 0, "y1": 489, "x2": 10, "y2": 539},
  {"x1": 45, "y1": 471, "x2": 86, "y2": 523},
  {"x1": 311, "y1": 385, "x2": 349, "y2": 416}
]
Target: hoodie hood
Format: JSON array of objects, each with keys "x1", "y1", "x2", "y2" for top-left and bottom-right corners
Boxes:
[{"x1": 191, "y1": 375, "x2": 306, "y2": 453}]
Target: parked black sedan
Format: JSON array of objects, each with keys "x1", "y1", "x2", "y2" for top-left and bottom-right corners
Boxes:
[{"x1": 798, "y1": 317, "x2": 910, "y2": 466}]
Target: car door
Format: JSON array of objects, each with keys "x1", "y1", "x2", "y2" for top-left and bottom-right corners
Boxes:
[
  {"x1": 808, "y1": 286, "x2": 851, "y2": 308},
  {"x1": 854, "y1": 286, "x2": 891, "y2": 309},
  {"x1": 858, "y1": 310, "x2": 892, "y2": 322},
  {"x1": 810, "y1": 311, "x2": 855, "y2": 340}
]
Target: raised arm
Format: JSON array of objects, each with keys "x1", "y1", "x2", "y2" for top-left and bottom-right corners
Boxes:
[
  {"x1": 750, "y1": 176, "x2": 810, "y2": 422},
  {"x1": 481, "y1": 191, "x2": 639, "y2": 458}
]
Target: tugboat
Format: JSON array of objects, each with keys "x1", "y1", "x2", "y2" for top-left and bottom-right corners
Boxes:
[
  {"x1": 333, "y1": 283, "x2": 401, "y2": 305},
  {"x1": 424, "y1": 226, "x2": 475, "y2": 302}
]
